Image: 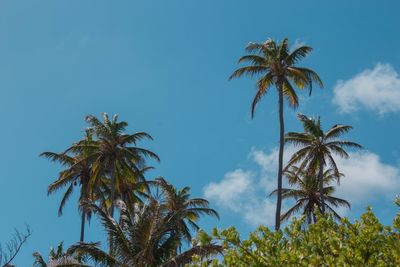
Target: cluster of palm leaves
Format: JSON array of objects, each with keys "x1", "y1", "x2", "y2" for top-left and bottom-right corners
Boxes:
[
  {"x1": 230, "y1": 38, "x2": 361, "y2": 228},
  {"x1": 39, "y1": 113, "x2": 220, "y2": 266},
  {"x1": 270, "y1": 114, "x2": 362, "y2": 224},
  {"x1": 33, "y1": 242, "x2": 88, "y2": 267}
]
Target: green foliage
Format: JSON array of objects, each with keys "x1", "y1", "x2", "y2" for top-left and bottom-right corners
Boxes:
[
  {"x1": 33, "y1": 242, "x2": 89, "y2": 267},
  {"x1": 229, "y1": 38, "x2": 323, "y2": 116},
  {"x1": 271, "y1": 166, "x2": 350, "y2": 224},
  {"x1": 195, "y1": 206, "x2": 400, "y2": 267},
  {"x1": 68, "y1": 181, "x2": 220, "y2": 266}
]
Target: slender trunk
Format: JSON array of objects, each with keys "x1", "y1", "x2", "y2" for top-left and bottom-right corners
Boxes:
[
  {"x1": 307, "y1": 213, "x2": 312, "y2": 225},
  {"x1": 80, "y1": 210, "x2": 85, "y2": 242},
  {"x1": 109, "y1": 161, "x2": 116, "y2": 256},
  {"x1": 80, "y1": 177, "x2": 89, "y2": 243},
  {"x1": 110, "y1": 163, "x2": 116, "y2": 218},
  {"x1": 275, "y1": 82, "x2": 284, "y2": 231},
  {"x1": 318, "y1": 159, "x2": 325, "y2": 214}
]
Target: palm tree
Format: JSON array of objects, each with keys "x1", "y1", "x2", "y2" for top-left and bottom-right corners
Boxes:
[
  {"x1": 285, "y1": 114, "x2": 362, "y2": 214},
  {"x1": 70, "y1": 113, "x2": 160, "y2": 219},
  {"x1": 68, "y1": 113, "x2": 159, "y2": 255},
  {"x1": 33, "y1": 242, "x2": 88, "y2": 267},
  {"x1": 68, "y1": 197, "x2": 221, "y2": 266},
  {"x1": 41, "y1": 129, "x2": 99, "y2": 242},
  {"x1": 270, "y1": 166, "x2": 350, "y2": 224},
  {"x1": 229, "y1": 38, "x2": 323, "y2": 230},
  {"x1": 154, "y1": 177, "x2": 219, "y2": 245}
]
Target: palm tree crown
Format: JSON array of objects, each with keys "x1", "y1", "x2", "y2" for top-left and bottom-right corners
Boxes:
[
  {"x1": 69, "y1": 113, "x2": 160, "y2": 218},
  {"x1": 229, "y1": 38, "x2": 323, "y2": 117},
  {"x1": 271, "y1": 166, "x2": 350, "y2": 224},
  {"x1": 154, "y1": 178, "x2": 219, "y2": 245},
  {"x1": 285, "y1": 114, "x2": 362, "y2": 213},
  {"x1": 69, "y1": 187, "x2": 220, "y2": 267},
  {"x1": 33, "y1": 242, "x2": 87, "y2": 267}
]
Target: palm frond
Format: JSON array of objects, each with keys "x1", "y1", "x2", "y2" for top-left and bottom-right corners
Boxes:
[
  {"x1": 162, "y1": 244, "x2": 222, "y2": 267},
  {"x1": 325, "y1": 125, "x2": 353, "y2": 140},
  {"x1": 32, "y1": 252, "x2": 47, "y2": 267},
  {"x1": 229, "y1": 66, "x2": 269, "y2": 80},
  {"x1": 286, "y1": 45, "x2": 313, "y2": 65},
  {"x1": 40, "y1": 152, "x2": 74, "y2": 166},
  {"x1": 282, "y1": 78, "x2": 299, "y2": 108},
  {"x1": 251, "y1": 73, "x2": 273, "y2": 117},
  {"x1": 237, "y1": 55, "x2": 266, "y2": 66},
  {"x1": 58, "y1": 183, "x2": 74, "y2": 216},
  {"x1": 67, "y1": 242, "x2": 120, "y2": 267},
  {"x1": 326, "y1": 141, "x2": 363, "y2": 150},
  {"x1": 297, "y1": 113, "x2": 323, "y2": 137},
  {"x1": 280, "y1": 201, "x2": 304, "y2": 222}
]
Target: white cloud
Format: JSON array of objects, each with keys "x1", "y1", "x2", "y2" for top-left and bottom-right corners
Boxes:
[
  {"x1": 204, "y1": 147, "x2": 296, "y2": 227},
  {"x1": 204, "y1": 147, "x2": 400, "y2": 225},
  {"x1": 335, "y1": 151, "x2": 400, "y2": 204},
  {"x1": 251, "y1": 146, "x2": 297, "y2": 193},
  {"x1": 332, "y1": 63, "x2": 400, "y2": 114},
  {"x1": 243, "y1": 199, "x2": 277, "y2": 226},
  {"x1": 204, "y1": 168, "x2": 277, "y2": 226},
  {"x1": 204, "y1": 169, "x2": 254, "y2": 212}
]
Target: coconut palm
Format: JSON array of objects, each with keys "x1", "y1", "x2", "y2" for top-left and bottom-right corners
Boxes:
[
  {"x1": 41, "y1": 130, "x2": 99, "y2": 242},
  {"x1": 285, "y1": 114, "x2": 362, "y2": 214},
  {"x1": 68, "y1": 198, "x2": 221, "y2": 267},
  {"x1": 70, "y1": 113, "x2": 160, "y2": 219},
  {"x1": 33, "y1": 242, "x2": 88, "y2": 267},
  {"x1": 154, "y1": 178, "x2": 219, "y2": 245},
  {"x1": 229, "y1": 38, "x2": 323, "y2": 230},
  {"x1": 270, "y1": 166, "x2": 350, "y2": 224},
  {"x1": 65, "y1": 113, "x2": 159, "y2": 256}
]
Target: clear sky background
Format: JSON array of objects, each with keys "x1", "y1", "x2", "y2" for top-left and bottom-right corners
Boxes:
[{"x1": 1, "y1": 0, "x2": 400, "y2": 265}]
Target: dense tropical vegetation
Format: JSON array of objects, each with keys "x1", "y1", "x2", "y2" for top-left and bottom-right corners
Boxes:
[
  {"x1": 2, "y1": 37, "x2": 399, "y2": 266},
  {"x1": 192, "y1": 198, "x2": 400, "y2": 266}
]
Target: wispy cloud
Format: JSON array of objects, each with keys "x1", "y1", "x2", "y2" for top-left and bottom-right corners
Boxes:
[{"x1": 332, "y1": 63, "x2": 400, "y2": 115}]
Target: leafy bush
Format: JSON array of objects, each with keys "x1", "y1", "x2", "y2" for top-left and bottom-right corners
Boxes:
[{"x1": 190, "y1": 198, "x2": 400, "y2": 266}]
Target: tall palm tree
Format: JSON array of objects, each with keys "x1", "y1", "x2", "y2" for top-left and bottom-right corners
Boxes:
[
  {"x1": 41, "y1": 130, "x2": 99, "y2": 242},
  {"x1": 270, "y1": 166, "x2": 350, "y2": 224},
  {"x1": 229, "y1": 38, "x2": 323, "y2": 230},
  {"x1": 285, "y1": 114, "x2": 362, "y2": 214},
  {"x1": 33, "y1": 242, "x2": 88, "y2": 267},
  {"x1": 68, "y1": 198, "x2": 221, "y2": 266},
  {"x1": 68, "y1": 113, "x2": 160, "y2": 256}
]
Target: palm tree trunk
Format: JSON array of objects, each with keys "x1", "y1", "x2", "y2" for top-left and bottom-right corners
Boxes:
[
  {"x1": 275, "y1": 82, "x2": 284, "y2": 231},
  {"x1": 318, "y1": 159, "x2": 325, "y2": 214},
  {"x1": 110, "y1": 162, "x2": 116, "y2": 218},
  {"x1": 109, "y1": 161, "x2": 116, "y2": 257},
  {"x1": 312, "y1": 212, "x2": 317, "y2": 223},
  {"x1": 80, "y1": 210, "x2": 85, "y2": 242}
]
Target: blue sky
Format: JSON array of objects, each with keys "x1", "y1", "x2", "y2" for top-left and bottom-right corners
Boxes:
[{"x1": 1, "y1": 0, "x2": 400, "y2": 265}]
